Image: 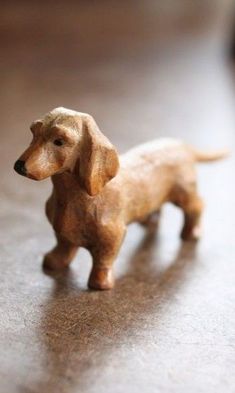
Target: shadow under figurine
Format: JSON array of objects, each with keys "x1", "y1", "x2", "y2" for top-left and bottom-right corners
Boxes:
[{"x1": 14, "y1": 107, "x2": 227, "y2": 290}]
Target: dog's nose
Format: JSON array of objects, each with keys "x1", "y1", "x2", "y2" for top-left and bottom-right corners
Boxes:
[{"x1": 14, "y1": 160, "x2": 27, "y2": 176}]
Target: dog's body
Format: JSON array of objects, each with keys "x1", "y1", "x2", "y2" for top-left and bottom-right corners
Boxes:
[
  {"x1": 14, "y1": 107, "x2": 227, "y2": 289},
  {"x1": 47, "y1": 139, "x2": 200, "y2": 244}
]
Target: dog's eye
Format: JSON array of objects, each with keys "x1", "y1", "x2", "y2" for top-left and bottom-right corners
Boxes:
[{"x1": 53, "y1": 139, "x2": 64, "y2": 146}]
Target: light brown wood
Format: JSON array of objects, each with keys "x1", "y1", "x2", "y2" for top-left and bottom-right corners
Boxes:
[
  {"x1": 1, "y1": 1, "x2": 235, "y2": 392},
  {"x1": 14, "y1": 107, "x2": 227, "y2": 289}
]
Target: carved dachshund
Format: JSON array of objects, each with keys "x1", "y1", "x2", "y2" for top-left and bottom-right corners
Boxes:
[{"x1": 14, "y1": 107, "x2": 227, "y2": 289}]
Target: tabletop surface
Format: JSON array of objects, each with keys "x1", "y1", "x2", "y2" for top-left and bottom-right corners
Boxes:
[{"x1": 0, "y1": 2, "x2": 235, "y2": 393}]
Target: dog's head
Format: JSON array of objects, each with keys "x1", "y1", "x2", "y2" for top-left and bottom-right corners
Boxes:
[{"x1": 14, "y1": 107, "x2": 119, "y2": 196}]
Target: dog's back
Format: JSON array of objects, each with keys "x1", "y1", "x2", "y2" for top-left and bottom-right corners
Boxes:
[
  {"x1": 111, "y1": 138, "x2": 227, "y2": 225},
  {"x1": 115, "y1": 138, "x2": 192, "y2": 224}
]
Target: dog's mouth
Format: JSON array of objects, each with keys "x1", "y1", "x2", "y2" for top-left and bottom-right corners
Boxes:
[{"x1": 26, "y1": 173, "x2": 39, "y2": 181}]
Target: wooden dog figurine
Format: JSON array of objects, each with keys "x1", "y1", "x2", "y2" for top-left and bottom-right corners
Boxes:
[{"x1": 14, "y1": 107, "x2": 227, "y2": 289}]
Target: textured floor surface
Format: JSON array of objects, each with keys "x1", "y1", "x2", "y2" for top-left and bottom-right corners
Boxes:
[{"x1": 0, "y1": 2, "x2": 235, "y2": 393}]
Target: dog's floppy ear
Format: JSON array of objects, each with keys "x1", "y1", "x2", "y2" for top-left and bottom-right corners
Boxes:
[{"x1": 77, "y1": 115, "x2": 119, "y2": 196}]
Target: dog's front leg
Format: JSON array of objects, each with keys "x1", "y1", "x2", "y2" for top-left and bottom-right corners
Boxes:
[
  {"x1": 88, "y1": 226, "x2": 126, "y2": 290},
  {"x1": 88, "y1": 251, "x2": 117, "y2": 290},
  {"x1": 43, "y1": 233, "x2": 78, "y2": 270}
]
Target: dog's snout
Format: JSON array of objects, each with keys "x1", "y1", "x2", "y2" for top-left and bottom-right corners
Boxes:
[{"x1": 14, "y1": 160, "x2": 27, "y2": 176}]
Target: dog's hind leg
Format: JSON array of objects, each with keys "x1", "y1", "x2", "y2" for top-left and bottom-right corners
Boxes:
[
  {"x1": 140, "y1": 210, "x2": 161, "y2": 232},
  {"x1": 172, "y1": 182, "x2": 204, "y2": 241},
  {"x1": 180, "y1": 193, "x2": 204, "y2": 241},
  {"x1": 170, "y1": 164, "x2": 204, "y2": 241},
  {"x1": 43, "y1": 233, "x2": 78, "y2": 270}
]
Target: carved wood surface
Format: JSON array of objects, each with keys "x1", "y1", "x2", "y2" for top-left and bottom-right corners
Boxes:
[{"x1": 0, "y1": 2, "x2": 235, "y2": 392}]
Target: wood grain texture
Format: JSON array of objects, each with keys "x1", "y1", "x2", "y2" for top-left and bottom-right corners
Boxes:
[{"x1": 0, "y1": 1, "x2": 235, "y2": 393}]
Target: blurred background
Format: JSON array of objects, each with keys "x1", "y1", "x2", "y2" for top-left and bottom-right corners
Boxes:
[{"x1": 1, "y1": 1, "x2": 235, "y2": 393}]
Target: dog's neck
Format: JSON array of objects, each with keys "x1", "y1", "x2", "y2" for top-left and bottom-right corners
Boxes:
[{"x1": 51, "y1": 171, "x2": 86, "y2": 195}]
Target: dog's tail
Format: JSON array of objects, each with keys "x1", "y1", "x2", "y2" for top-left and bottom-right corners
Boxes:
[{"x1": 192, "y1": 148, "x2": 229, "y2": 163}]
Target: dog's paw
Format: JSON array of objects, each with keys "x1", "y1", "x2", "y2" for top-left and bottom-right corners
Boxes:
[
  {"x1": 43, "y1": 252, "x2": 69, "y2": 271},
  {"x1": 88, "y1": 268, "x2": 114, "y2": 290},
  {"x1": 181, "y1": 225, "x2": 201, "y2": 242}
]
